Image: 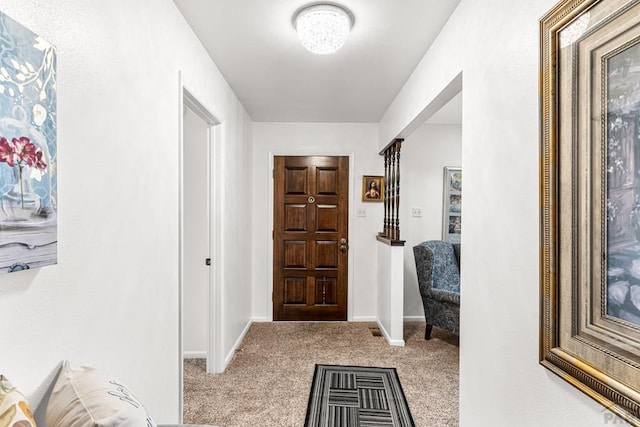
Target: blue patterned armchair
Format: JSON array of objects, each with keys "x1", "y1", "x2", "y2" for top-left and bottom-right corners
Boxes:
[{"x1": 412, "y1": 240, "x2": 460, "y2": 339}]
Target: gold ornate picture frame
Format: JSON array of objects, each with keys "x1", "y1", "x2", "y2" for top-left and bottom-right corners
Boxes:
[
  {"x1": 362, "y1": 175, "x2": 384, "y2": 202},
  {"x1": 541, "y1": 0, "x2": 640, "y2": 423}
]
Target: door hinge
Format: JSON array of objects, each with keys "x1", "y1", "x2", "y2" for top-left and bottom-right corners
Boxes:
[
  {"x1": 272, "y1": 230, "x2": 274, "y2": 239},
  {"x1": 205, "y1": 258, "x2": 211, "y2": 266},
  {"x1": 272, "y1": 168, "x2": 274, "y2": 178}
]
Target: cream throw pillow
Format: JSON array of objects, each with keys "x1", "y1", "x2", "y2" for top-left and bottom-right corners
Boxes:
[
  {"x1": 0, "y1": 375, "x2": 36, "y2": 427},
  {"x1": 46, "y1": 361, "x2": 157, "y2": 427}
]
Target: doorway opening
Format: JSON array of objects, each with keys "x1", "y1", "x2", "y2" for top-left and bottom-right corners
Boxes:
[
  {"x1": 398, "y1": 71, "x2": 462, "y2": 417},
  {"x1": 179, "y1": 87, "x2": 222, "y2": 420}
]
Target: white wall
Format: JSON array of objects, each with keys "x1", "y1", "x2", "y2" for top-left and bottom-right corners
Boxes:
[
  {"x1": 380, "y1": 0, "x2": 609, "y2": 425},
  {"x1": 0, "y1": 1, "x2": 615, "y2": 425},
  {"x1": 376, "y1": 242, "x2": 405, "y2": 346},
  {"x1": 401, "y1": 123, "x2": 462, "y2": 318},
  {"x1": 0, "y1": 0, "x2": 253, "y2": 424},
  {"x1": 183, "y1": 107, "x2": 209, "y2": 357},
  {"x1": 251, "y1": 123, "x2": 382, "y2": 321}
]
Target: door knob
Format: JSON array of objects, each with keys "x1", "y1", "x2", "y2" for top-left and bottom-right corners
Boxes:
[
  {"x1": 340, "y1": 238, "x2": 347, "y2": 244},
  {"x1": 340, "y1": 244, "x2": 349, "y2": 253}
]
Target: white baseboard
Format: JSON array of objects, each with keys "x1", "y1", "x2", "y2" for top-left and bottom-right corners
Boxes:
[
  {"x1": 224, "y1": 319, "x2": 253, "y2": 368},
  {"x1": 403, "y1": 316, "x2": 425, "y2": 322},
  {"x1": 351, "y1": 316, "x2": 377, "y2": 322},
  {"x1": 376, "y1": 319, "x2": 405, "y2": 347},
  {"x1": 251, "y1": 316, "x2": 380, "y2": 322},
  {"x1": 183, "y1": 351, "x2": 207, "y2": 359}
]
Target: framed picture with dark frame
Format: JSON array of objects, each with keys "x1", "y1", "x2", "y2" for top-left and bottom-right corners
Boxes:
[
  {"x1": 541, "y1": 0, "x2": 640, "y2": 423},
  {"x1": 362, "y1": 175, "x2": 384, "y2": 202},
  {"x1": 442, "y1": 167, "x2": 461, "y2": 243}
]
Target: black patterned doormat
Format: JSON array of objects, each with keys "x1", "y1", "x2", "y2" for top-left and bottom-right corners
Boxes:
[{"x1": 304, "y1": 364, "x2": 415, "y2": 427}]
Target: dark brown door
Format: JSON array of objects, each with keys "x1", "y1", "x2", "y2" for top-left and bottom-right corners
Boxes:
[{"x1": 273, "y1": 156, "x2": 349, "y2": 321}]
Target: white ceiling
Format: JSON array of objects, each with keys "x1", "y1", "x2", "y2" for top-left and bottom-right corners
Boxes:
[{"x1": 173, "y1": 0, "x2": 461, "y2": 123}]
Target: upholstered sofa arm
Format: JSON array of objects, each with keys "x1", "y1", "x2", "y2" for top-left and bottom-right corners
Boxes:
[{"x1": 425, "y1": 288, "x2": 460, "y2": 305}]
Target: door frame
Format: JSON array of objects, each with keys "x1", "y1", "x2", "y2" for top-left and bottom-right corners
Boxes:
[
  {"x1": 267, "y1": 150, "x2": 355, "y2": 321},
  {"x1": 178, "y1": 76, "x2": 224, "y2": 420}
]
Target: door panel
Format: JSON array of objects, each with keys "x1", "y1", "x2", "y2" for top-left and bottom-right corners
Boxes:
[
  {"x1": 316, "y1": 205, "x2": 338, "y2": 231},
  {"x1": 316, "y1": 241, "x2": 338, "y2": 268},
  {"x1": 316, "y1": 168, "x2": 338, "y2": 194},
  {"x1": 315, "y1": 277, "x2": 337, "y2": 305},
  {"x1": 285, "y1": 168, "x2": 307, "y2": 194},
  {"x1": 273, "y1": 156, "x2": 349, "y2": 321},
  {"x1": 284, "y1": 278, "x2": 306, "y2": 304},
  {"x1": 284, "y1": 241, "x2": 307, "y2": 268},
  {"x1": 285, "y1": 204, "x2": 307, "y2": 231}
]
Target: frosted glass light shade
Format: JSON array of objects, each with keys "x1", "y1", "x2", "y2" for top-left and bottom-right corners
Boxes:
[{"x1": 294, "y1": 4, "x2": 354, "y2": 55}]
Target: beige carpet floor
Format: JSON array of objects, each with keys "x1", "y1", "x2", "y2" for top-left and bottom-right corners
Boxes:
[{"x1": 183, "y1": 321, "x2": 459, "y2": 427}]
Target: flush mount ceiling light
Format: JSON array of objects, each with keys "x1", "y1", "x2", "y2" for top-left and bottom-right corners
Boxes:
[{"x1": 293, "y1": 3, "x2": 354, "y2": 55}]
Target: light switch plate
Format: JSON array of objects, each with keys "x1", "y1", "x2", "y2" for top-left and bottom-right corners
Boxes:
[{"x1": 412, "y1": 207, "x2": 423, "y2": 217}]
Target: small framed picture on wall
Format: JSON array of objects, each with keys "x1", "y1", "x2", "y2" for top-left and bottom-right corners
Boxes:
[{"x1": 362, "y1": 175, "x2": 384, "y2": 202}]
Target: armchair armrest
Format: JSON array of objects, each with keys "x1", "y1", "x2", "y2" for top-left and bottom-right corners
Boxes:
[
  {"x1": 425, "y1": 288, "x2": 460, "y2": 305},
  {"x1": 413, "y1": 245, "x2": 435, "y2": 292}
]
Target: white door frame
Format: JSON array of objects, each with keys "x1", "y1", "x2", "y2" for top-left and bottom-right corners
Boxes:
[{"x1": 178, "y1": 76, "x2": 223, "y2": 421}]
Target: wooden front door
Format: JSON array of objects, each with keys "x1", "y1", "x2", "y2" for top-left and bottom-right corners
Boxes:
[{"x1": 273, "y1": 156, "x2": 349, "y2": 321}]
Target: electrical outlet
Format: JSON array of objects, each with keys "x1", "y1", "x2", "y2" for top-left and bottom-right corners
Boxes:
[
  {"x1": 411, "y1": 207, "x2": 423, "y2": 217},
  {"x1": 357, "y1": 208, "x2": 367, "y2": 217}
]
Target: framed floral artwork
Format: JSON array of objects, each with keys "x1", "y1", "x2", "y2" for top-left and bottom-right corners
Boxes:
[
  {"x1": 0, "y1": 11, "x2": 57, "y2": 273},
  {"x1": 541, "y1": 0, "x2": 640, "y2": 423}
]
